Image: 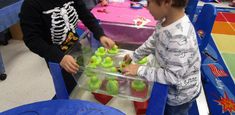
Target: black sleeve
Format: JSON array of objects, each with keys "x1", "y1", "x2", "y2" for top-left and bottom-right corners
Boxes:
[
  {"x1": 19, "y1": 0, "x2": 64, "y2": 63},
  {"x1": 75, "y1": 0, "x2": 105, "y2": 40}
]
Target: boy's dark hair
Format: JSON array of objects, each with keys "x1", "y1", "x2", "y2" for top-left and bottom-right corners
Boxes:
[{"x1": 154, "y1": 0, "x2": 188, "y2": 8}]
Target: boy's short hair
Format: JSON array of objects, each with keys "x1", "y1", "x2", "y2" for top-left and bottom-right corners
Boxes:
[{"x1": 154, "y1": 0, "x2": 188, "y2": 8}]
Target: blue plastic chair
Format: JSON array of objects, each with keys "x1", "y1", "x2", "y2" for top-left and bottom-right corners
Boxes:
[
  {"x1": 1, "y1": 99, "x2": 125, "y2": 115},
  {"x1": 193, "y1": 4, "x2": 217, "y2": 85},
  {"x1": 194, "y1": 4, "x2": 217, "y2": 52},
  {"x1": 185, "y1": 0, "x2": 199, "y2": 22},
  {"x1": 48, "y1": 62, "x2": 69, "y2": 99}
]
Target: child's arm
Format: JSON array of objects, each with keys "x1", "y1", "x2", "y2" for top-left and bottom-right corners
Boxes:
[
  {"x1": 76, "y1": 0, "x2": 105, "y2": 41},
  {"x1": 137, "y1": 35, "x2": 200, "y2": 85},
  {"x1": 131, "y1": 32, "x2": 156, "y2": 62},
  {"x1": 76, "y1": 0, "x2": 115, "y2": 49}
]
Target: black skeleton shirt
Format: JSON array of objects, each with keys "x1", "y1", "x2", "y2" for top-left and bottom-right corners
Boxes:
[{"x1": 20, "y1": 0, "x2": 104, "y2": 63}]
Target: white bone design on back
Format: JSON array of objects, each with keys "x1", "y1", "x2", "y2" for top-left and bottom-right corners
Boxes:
[{"x1": 43, "y1": 1, "x2": 79, "y2": 45}]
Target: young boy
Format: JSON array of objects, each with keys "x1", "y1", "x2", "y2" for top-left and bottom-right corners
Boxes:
[
  {"x1": 20, "y1": 0, "x2": 115, "y2": 96},
  {"x1": 123, "y1": 0, "x2": 201, "y2": 114}
]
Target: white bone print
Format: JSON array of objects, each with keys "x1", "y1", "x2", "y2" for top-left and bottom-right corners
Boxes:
[{"x1": 43, "y1": 1, "x2": 79, "y2": 45}]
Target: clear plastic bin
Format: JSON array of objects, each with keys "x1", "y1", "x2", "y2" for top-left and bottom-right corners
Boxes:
[
  {"x1": 74, "y1": 48, "x2": 153, "y2": 102},
  {"x1": 70, "y1": 26, "x2": 154, "y2": 102}
]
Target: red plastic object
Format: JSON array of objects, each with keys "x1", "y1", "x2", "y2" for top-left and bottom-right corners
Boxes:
[
  {"x1": 97, "y1": 9, "x2": 108, "y2": 14},
  {"x1": 92, "y1": 93, "x2": 113, "y2": 105},
  {"x1": 133, "y1": 100, "x2": 148, "y2": 115},
  {"x1": 131, "y1": 86, "x2": 148, "y2": 98}
]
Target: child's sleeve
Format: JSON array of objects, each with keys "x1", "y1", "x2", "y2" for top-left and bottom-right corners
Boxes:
[
  {"x1": 76, "y1": 0, "x2": 105, "y2": 40},
  {"x1": 131, "y1": 31, "x2": 156, "y2": 62},
  {"x1": 137, "y1": 34, "x2": 200, "y2": 85},
  {"x1": 137, "y1": 65, "x2": 180, "y2": 85}
]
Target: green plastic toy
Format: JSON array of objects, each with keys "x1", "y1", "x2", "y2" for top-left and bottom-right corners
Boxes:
[
  {"x1": 137, "y1": 57, "x2": 148, "y2": 65},
  {"x1": 88, "y1": 76, "x2": 102, "y2": 91},
  {"x1": 110, "y1": 66, "x2": 117, "y2": 72},
  {"x1": 106, "y1": 79, "x2": 119, "y2": 95},
  {"x1": 91, "y1": 55, "x2": 102, "y2": 65},
  {"x1": 87, "y1": 63, "x2": 97, "y2": 68},
  {"x1": 84, "y1": 68, "x2": 96, "y2": 77},
  {"x1": 103, "y1": 66, "x2": 117, "y2": 81},
  {"x1": 101, "y1": 57, "x2": 113, "y2": 68},
  {"x1": 95, "y1": 47, "x2": 106, "y2": 57},
  {"x1": 131, "y1": 80, "x2": 146, "y2": 91},
  {"x1": 119, "y1": 61, "x2": 128, "y2": 72},
  {"x1": 87, "y1": 55, "x2": 102, "y2": 68},
  {"x1": 108, "y1": 45, "x2": 119, "y2": 54}
]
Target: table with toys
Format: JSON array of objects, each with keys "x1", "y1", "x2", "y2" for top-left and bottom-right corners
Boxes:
[
  {"x1": 90, "y1": 0, "x2": 156, "y2": 50},
  {"x1": 73, "y1": 1, "x2": 168, "y2": 114}
]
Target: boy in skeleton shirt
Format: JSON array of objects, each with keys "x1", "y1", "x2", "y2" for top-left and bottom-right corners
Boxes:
[{"x1": 20, "y1": 0, "x2": 115, "y2": 96}]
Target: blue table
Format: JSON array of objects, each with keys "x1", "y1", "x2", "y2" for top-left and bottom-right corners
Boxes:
[
  {"x1": 1, "y1": 99, "x2": 125, "y2": 115},
  {"x1": 0, "y1": 0, "x2": 23, "y2": 32},
  {"x1": 0, "y1": 53, "x2": 6, "y2": 79}
]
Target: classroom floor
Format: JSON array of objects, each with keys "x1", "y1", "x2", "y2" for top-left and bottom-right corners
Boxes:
[{"x1": 212, "y1": 11, "x2": 235, "y2": 79}]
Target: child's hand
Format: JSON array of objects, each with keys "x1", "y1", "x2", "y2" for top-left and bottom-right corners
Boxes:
[
  {"x1": 123, "y1": 54, "x2": 132, "y2": 64},
  {"x1": 101, "y1": 0, "x2": 108, "y2": 6},
  {"x1": 60, "y1": 55, "x2": 79, "y2": 74},
  {"x1": 100, "y1": 36, "x2": 115, "y2": 49},
  {"x1": 123, "y1": 64, "x2": 140, "y2": 76}
]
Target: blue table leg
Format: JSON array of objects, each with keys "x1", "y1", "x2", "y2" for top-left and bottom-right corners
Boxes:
[
  {"x1": 0, "y1": 52, "x2": 7, "y2": 80},
  {"x1": 0, "y1": 52, "x2": 5, "y2": 74}
]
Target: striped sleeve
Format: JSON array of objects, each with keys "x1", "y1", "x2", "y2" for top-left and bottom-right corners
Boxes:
[{"x1": 131, "y1": 31, "x2": 156, "y2": 62}]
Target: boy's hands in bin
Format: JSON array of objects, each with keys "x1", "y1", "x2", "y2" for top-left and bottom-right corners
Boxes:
[
  {"x1": 123, "y1": 54, "x2": 132, "y2": 64},
  {"x1": 60, "y1": 55, "x2": 79, "y2": 74},
  {"x1": 123, "y1": 64, "x2": 140, "y2": 76},
  {"x1": 123, "y1": 54, "x2": 140, "y2": 76}
]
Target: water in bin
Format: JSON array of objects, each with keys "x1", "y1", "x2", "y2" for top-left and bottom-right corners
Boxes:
[
  {"x1": 72, "y1": 47, "x2": 154, "y2": 102},
  {"x1": 66, "y1": 28, "x2": 154, "y2": 102}
]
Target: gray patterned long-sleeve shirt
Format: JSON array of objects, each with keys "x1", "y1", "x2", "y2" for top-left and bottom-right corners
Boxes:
[{"x1": 132, "y1": 15, "x2": 201, "y2": 106}]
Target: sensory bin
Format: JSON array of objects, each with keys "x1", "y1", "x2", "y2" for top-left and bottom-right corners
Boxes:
[{"x1": 75, "y1": 46, "x2": 153, "y2": 102}]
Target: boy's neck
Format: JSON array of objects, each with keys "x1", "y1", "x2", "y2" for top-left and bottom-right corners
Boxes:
[{"x1": 162, "y1": 8, "x2": 185, "y2": 27}]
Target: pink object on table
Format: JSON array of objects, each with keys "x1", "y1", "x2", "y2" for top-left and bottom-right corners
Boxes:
[{"x1": 91, "y1": 1, "x2": 156, "y2": 27}]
